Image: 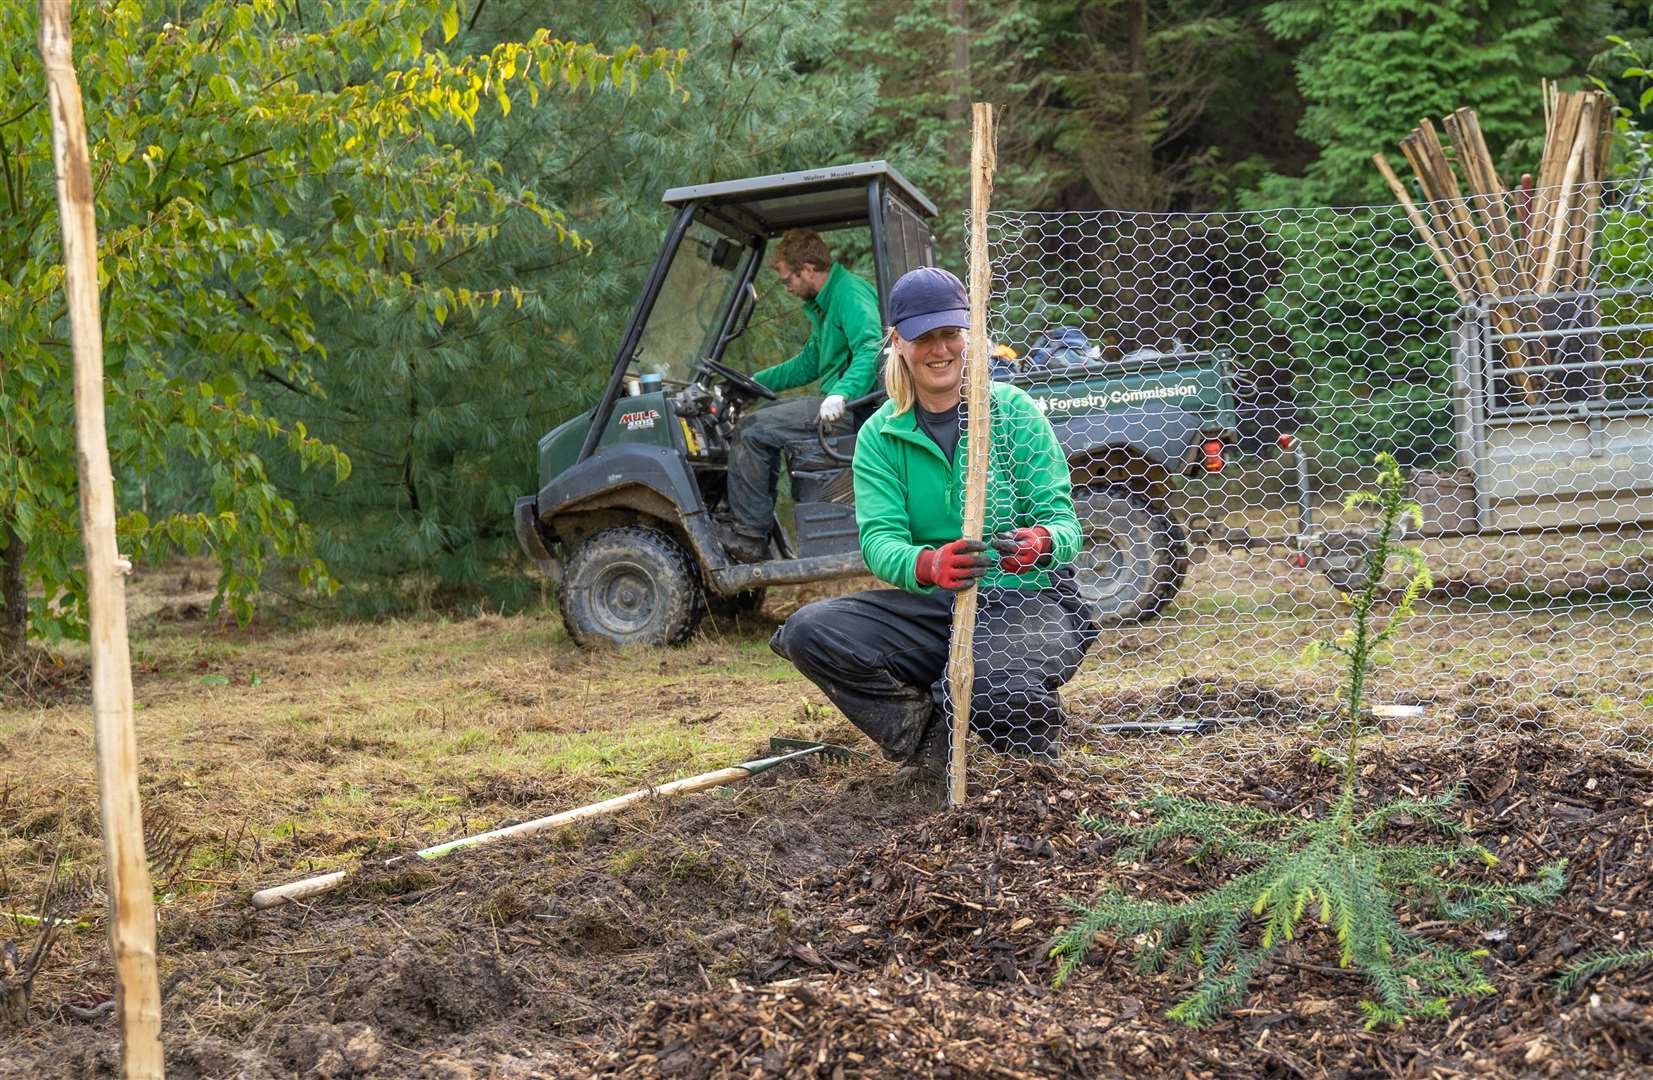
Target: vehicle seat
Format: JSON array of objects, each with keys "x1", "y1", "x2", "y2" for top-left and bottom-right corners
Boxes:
[
  {"x1": 792, "y1": 464, "x2": 854, "y2": 505},
  {"x1": 791, "y1": 391, "x2": 877, "y2": 504}
]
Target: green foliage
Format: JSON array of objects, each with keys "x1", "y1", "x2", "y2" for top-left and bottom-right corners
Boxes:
[
  {"x1": 1266, "y1": 209, "x2": 1459, "y2": 467},
  {"x1": 1250, "y1": 1, "x2": 1642, "y2": 466},
  {"x1": 1556, "y1": 948, "x2": 1653, "y2": 995},
  {"x1": 0, "y1": 0, "x2": 679, "y2": 640},
  {"x1": 252, "y1": 0, "x2": 874, "y2": 611},
  {"x1": 845, "y1": 0, "x2": 1049, "y2": 259},
  {"x1": 849, "y1": 0, "x2": 1317, "y2": 217},
  {"x1": 1023, "y1": 0, "x2": 1255, "y2": 210},
  {"x1": 1253, "y1": 0, "x2": 1602, "y2": 207},
  {"x1": 1051, "y1": 455, "x2": 1567, "y2": 1028},
  {"x1": 1592, "y1": 31, "x2": 1653, "y2": 179}
]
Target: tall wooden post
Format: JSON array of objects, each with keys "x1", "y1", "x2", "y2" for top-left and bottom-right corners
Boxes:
[
  {"x1": 38, "y1": 2, "x2": 165, "y2": 1074},
  {"x1": 947, "y1": 102, "x2": 997, "y2": 807}
]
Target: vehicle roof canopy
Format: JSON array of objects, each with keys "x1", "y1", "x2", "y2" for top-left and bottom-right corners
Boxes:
[{"x1": 660, "y1": 161, "x2": 937, "y2": 235}]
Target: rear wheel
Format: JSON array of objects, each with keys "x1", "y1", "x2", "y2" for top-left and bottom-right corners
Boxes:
[
  {"x1": 1154, "y1": 509, "x2": 1190, "y2": 612},
  {"x1": 1072, "y1": 486, "x2": 1181, "y2": 626},
  {"x1": 559, "y1": 526, "x2": 704, "y2": 647}
]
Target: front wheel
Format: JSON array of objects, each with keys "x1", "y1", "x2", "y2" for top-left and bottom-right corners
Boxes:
[
  {"x1": 1072, "y1": 486, "x2": 1181, "y2": 626},
  {"x1": 559, "y1": 526, "x2": 705, "y2": 647}
]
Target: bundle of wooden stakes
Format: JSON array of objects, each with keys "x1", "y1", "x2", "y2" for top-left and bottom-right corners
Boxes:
[{"x1": 1373, "y1": 86, "x2": 1616, "y2": 404}]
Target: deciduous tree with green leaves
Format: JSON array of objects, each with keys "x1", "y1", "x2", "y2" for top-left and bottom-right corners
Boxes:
[
  {"x1": 0, "y1": 0, "x2": 679, "y2": 650},
  {"x1": 257, "y1": 0, "x2": 877, "y2": 612}
]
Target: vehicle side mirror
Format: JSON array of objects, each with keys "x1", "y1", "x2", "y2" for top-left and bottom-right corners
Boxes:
[{"x1": 710, "y1": 237, "x2": 741, "y2": 270}]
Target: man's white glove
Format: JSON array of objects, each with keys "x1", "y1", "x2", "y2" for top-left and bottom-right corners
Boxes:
[{"x1": 818, "y1": 394, "x2": 847, "y2": 425}]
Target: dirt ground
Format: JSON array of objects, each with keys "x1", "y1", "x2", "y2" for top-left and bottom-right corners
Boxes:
[
  {"x1": 4, "y1": 739, "x2": 1650, "y2": 1078},
  {"x1": 1, "y1": 561, "x2": 1651, "y2": 1077}
]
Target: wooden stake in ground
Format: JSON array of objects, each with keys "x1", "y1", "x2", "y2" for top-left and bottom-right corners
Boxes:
[
  {"x1": 947, "y1": 102, "x2": 997, "y2": 808},
  {"x1": 38, "y1": 2, "x2": 165, "y2": 1074}
]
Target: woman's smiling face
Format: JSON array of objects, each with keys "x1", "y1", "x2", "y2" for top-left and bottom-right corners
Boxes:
[{"x1": 900, "y1": 326, "x2": 966, "y2": 407}]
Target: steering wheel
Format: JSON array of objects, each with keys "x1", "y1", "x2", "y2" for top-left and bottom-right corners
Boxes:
[
  {"x1": 817, "y1": 389, "x2": 888, "y2": 464},
  {"x1": 702, "y1": 358, "x2": 776, "y2": 401}
]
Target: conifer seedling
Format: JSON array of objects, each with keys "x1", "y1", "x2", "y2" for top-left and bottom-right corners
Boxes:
[{"x1": 1051, "y1": 454, "x2": 1567, "y2": 1028}]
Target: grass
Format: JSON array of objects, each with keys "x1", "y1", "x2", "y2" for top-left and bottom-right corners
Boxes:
[
  {"x1": 0, "y1": 580, "x2": 836, "y2": 908},
  {"x1": 2, "y1": 552, "x2": 1649, "y2": 916}
]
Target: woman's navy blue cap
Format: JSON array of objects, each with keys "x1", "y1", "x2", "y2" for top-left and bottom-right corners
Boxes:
[{"x1": 889, "y1": 266, "x2": 969, "y2": 340}]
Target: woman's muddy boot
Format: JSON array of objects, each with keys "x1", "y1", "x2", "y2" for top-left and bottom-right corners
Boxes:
[{"x1": 895, "y1": 716, "x2": 950, "y2": 783}]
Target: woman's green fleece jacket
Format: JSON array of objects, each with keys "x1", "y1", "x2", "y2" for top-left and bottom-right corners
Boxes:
[{"x1": 851, "y1": 380, "x2": 1082, "y2": 593}]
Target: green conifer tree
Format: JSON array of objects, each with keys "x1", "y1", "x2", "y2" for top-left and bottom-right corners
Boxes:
[
  {"x1": 1051, "y1": 455, "x2": 1567, "y2": 1028},
  {"x1": 1254, "y1": 0, "x2": 1607, "y2": 206},
  {"x1": 260, "y1": 0, "x2": 877, "y2": 610}
]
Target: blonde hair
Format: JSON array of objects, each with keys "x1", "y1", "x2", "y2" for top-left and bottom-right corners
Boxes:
[{"x1": 880, "y1": 328, "x2": 915, "y2": 415}]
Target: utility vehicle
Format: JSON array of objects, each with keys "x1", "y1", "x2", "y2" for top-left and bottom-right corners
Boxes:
[{"x1": 513, "y1": 162, "x2": 1247, "y2": 646}]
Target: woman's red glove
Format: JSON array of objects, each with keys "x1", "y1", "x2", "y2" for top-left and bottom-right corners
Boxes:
[
  {"x1": 990, "y1": 526, "x2": 1052, "y2": 572},
  {"x1": 914, "y1": 538, "x2": 992, "y2": 592}
]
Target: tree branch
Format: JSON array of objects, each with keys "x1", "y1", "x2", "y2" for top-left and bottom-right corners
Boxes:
[{"x1": 0, "y1": 102, "x2": 39, "y2": 132}]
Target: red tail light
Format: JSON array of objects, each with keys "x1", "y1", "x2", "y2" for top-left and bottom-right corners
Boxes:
[{"x1": 1202, "y1": 438, "x2": 1225, "y2": 472}]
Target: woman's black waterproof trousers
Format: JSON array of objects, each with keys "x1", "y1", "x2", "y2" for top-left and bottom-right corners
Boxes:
[{"x1": 769, "y1": 581, "x2": 1098, "y2": 761}]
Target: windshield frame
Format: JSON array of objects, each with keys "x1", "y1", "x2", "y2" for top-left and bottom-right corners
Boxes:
[
  {"x1": 578, "y1": 176, "x2": 933, "y2": 464},
  {"x1": 626, "y1": 215, "x2": 761, "y2": 386}
]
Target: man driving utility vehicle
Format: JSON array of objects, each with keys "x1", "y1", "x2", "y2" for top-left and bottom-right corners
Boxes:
[{"x1": 723, "y1": 229, "x2": 884, "y2": 563}]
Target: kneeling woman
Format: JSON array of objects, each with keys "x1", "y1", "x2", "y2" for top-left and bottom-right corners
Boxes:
[{"x1": 770, "y1": 267, "x2": 1097, "y2": 776}]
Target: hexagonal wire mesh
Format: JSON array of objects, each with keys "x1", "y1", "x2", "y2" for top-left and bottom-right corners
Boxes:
[{"x1": 943, "y1": 180, "x2": 1653, "y2": 789}]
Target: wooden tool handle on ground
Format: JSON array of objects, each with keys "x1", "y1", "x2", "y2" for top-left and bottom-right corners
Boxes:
[{"x1": 251, "y1": 766, "x2": 754, "y2": 909}]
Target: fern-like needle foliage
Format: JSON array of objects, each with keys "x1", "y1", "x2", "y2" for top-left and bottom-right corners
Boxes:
[
  {"x1": 1052, "y1": 455, "x2": 1567, "y2": 1029},
  {"x1": 1557, "y1": 948, "x2": 1653, "y2": 996}
]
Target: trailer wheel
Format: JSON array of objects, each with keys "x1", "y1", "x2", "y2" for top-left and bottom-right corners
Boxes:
[
  {"x1": 1313, "y1": 529, "x2": 1380, "y2": 596},
  {"x1": 1072, "y1": 486, "x2": 1180, "y2": 626},
  {"x1": 560, "y1": 526, "x2": 705, "y2": 647}
]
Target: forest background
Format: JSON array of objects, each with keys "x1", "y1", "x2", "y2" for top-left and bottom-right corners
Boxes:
[{"x1": 4, "y1": 0, "x2": 1653, "y2": 647}]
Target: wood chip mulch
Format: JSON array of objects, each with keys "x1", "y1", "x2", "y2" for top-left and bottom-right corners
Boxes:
[{"x1": 591, "y1": 740, "x2": 1653, "y2": 1078}]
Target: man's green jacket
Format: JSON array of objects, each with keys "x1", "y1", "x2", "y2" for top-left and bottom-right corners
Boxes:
[
  {"x1": 852, "y1": 381, "x2": 1083, "y2": 593},
  {"x1": 753, "y1": 263, "x2": 882, "y2": 399}
]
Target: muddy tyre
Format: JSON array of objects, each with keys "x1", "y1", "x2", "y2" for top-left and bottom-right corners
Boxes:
[
  {"x1": 559, "y1": 526, "x2": 704, "y2": 648},
  {"x1": 1073, "y1": 486, "x2": 1180, "y2": 626},
  {"x1": 1154, "y1": 509, "x2": 1190, "y2": 612}
]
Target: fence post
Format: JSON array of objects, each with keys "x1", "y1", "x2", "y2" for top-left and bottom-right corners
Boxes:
[
  {"x1": 38, "y1": 2, "x2": 165, "y2": 1074},
  {"x1": 947, "y1": 101, "x2": 998, "y2": 807}
]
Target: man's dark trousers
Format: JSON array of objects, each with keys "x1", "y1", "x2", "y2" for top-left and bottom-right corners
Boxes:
[
  {"x1": 727, "y1": 396, "x2": 845, "y2": 540},
  {"x1": 770, "y1": 583, "x2": 1097, "y2": 760}
]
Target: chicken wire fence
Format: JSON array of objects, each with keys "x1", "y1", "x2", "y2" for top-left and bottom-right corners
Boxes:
[{"x1": 946, "y1": 180, "x2": 1653, "y2": 787}]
